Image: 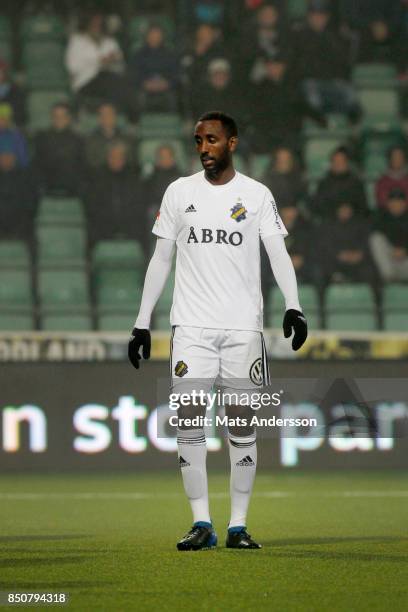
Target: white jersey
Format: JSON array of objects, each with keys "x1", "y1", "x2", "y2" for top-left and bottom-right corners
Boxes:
[{"x1": 152, "y1": 170, "x2": 288, "y2": 331}]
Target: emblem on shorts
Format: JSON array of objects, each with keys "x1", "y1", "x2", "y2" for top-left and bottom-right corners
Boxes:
[
  {"x1": 230, "y1": 203, "x2": 247, "y2": 222},
  {"x1": 175, "y1": 360, "x2": 188, "y2": 377},
  {"x1": 249, "y1": 358, "x2": 263, "y2": 386}
]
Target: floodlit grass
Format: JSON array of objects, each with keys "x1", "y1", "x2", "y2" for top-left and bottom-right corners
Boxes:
[{"x1": 0, "y1": 471, "x2": 407, "y2": 611}]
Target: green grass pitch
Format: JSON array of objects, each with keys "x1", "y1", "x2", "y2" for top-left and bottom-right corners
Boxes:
[{"x1": 0, "y1": 471, "x2": 407, "y2": 611}]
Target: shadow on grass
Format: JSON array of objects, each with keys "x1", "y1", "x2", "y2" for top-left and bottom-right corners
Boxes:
[
  {"x1": 0, "y1": 535, "x2": 89, "y2": 543},
  {"x1": 264, "y1": 536, "x2": 408, "y2": 547},
  {"x1": 0, "y1": 555, "x2": 90, "y2": 569}
]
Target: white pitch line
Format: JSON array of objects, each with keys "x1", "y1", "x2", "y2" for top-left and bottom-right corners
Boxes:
[{"x1": 0, "y1": 491, "x2": 407, "y2": 500}]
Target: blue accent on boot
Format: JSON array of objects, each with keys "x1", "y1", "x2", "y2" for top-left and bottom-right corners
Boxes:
[
  {"x1": 194, "y1": 521, "x2": 212, "y2": 529},
  {"x1": 207, "y1": 531, "x2": 218, "y2": 547},
  {"x1": 228, "y1": 525, "x2": 246, "y2": 533}
]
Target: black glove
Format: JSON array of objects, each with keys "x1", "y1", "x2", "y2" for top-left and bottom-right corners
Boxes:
[
  {"x1": 283, "y1": 309, "x2": 308, "y2": 351},
  {"x1": 128, "y1": 328, "x2": 151, "y2": 369}
]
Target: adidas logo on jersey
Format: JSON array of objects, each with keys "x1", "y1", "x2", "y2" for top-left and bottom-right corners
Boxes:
[
  {"x1": 185, "y1": 204, "x2": 196, "y2": 213},
  {"x1": 236, "y1": 455, "x2": 255, "y2": 467},
  {"x1": 179, "y1": 456, "x2": 190, "y2": 467}
]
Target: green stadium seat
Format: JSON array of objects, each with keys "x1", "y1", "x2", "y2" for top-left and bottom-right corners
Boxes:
[
  {"x1": 38, "y1": 269, "x2": 90, "y2": 310},
  {"x1": 23, "y1": 42, "x2": 67, "y2": 89},
  {"x1": 0, "y1": 40, "x2": 12, "y2": 64},
  {"x1": 267, "y1": 285, "x2": 321, "y2": 329},
  {"x1": 0, "y1": 312, "x2": 35, "y2": 331},
  {"x1": 97, "y1": 313, "x2": 135, "y2": 331},
  {"x1": 41, "y1": 312, "x2": 93, "y2": 331},
  {"x1": 95, "y1": 269, "x2": 142, "y2": 310},
  {"x1": 358, "y1": 88, "x2": 400, "y2": 121},
  {"x1": 27, "y1": 90, "x2": 69, "y2": 130},
  {"x1": 36, "y1": 226, "x2": 87, "y2": 268},
  {"x1": 154, "y1": 313, "x2": 171, "y2": 330},
  {"x1": 128, "y1": 15, "x2": 175, "y2": 50},
  {"x1": 303, "y1": 114, "x2": 351, "y2": 139},
  {"x1": 287, "y1": 0, "x2": 307, "y2": 20},
  {"x1": 383, "y1": 312, "x2": 408, "y2": 332},
  {"x1": 138, "y1": 113, "x2": 183, "y2": 139},
  {"x1": 383, "y1": 284, "x2": 408, "y2": 310},
  {"x1": 250, "y1": 154, "x2": 270, "y2": 180},
  {"x1": 364, "y1": 153, "x2": 387, "y2": 180},
  {"x1": 36, "y1": 197, "x2": 85, "y2": 226},
  {"x1": 352, "y1": 63, "x2": 397, "y2": 88},
  {"x1": 326, "y1": 312, "x2": 377, "y2": 331},
  {"x1": 93, "y1": 240, "x2": 145, "y2": 269},
  {"x1": 20, "y1": 14, "x2": 65, "y2": 41},
  {"x1": 305, "y1": 137, "x2": 343, "y2": 179},
  {"x1": 0, "y1": 241, "x2": 31, "y2": 269},
  {"x1": 325, "y1": 283, "x2": 375, "y2": 310},
  {"x1": 139, "y1": 139, "x2": 188, "y2": 175},
  {"x1": 0, "y1": 269, "x2": 33, "y2": 306}
]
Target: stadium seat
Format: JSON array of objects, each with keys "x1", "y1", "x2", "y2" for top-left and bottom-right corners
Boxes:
[
  {"x1": 95, "y1": 269, "x2": 142, "y2": 311},
  {"x1": 326, "y1": 312, "x2": 377, "y2": 331},
  {"x1": 287, "y1": 0, "x2": 307, "y2": 20},
  {"x1": 364, "y1": 153, "x2": 388, "y2": 180},
  {"x1": 0, "y1": 241, "x2": 31, "y2": 269},
  {"x1": 325, "y1": 283, "x2": 375, "y2": 310},
  {"x1": 0, "y1": 269, "x2": 33, "y2": 306},
  {"x1": 0, "y1": 312, "x2": 35, "y2": 331},
  {"x1": 23, "y1": 43, "x2": 67, "y2": 89},
  {"x1": 266, "y1": 310, "x2": 320, "y2": 330},
  {"x1": 38, "y1": 269, "x2": 90, "y2": 311},
  {"x1": 382, "y1": 284, "x2": 408, "y2": 310},
  {"x1": 383, "y1": 312, "x2": 408, "y2": 332},
  {"x1": 27, "y1": 90, "x2": 69, "y2": 130},
  {"x1": 20, "y1": 14, "x2": 65, "y2": 41},
  {"x1": 0, "y1": 15, "x2": 12, "y2": 62},
  {"x1": 138, "y1": 113, "x2": 183, "y2": 139},
  {"x1": 139, "y1": 139, "x2": 188, "y2": 176},
  {"x1": 36, "y1": 197, "x2": 85, "y2": 226},
  {"x1": 352, "y1": 63, "x2": 397, "y2": 88},
  {"x1": 303, "y1": 114, "x2": 351, "y2": 140},
  {"x1": 267, "y1": 285, "x2": 321, "y2": 329},
  {"x1": 305, "y1": 137, "x2": 343, "y2": 179},
  {"x1": 41, "y1": 312, "x2": 93, "y2": 331},
  {"x1": 358, "y1": 88, "x2": 400, "y2": 122},
  {"x1": 154, "y1": 312, "x2": 171, "y2": 330},
  {"x1": 128, "y1": 15, "x2": 175, "y2": 50},
  {"x1": 250, "y1": 154, "x2": 270, "y2": 180},
  {"x1": 97, "y1": 313, "x2": 135, "y2": 331},
  {"x1": 36, "y1": 226, "x2": 87, "y2": 268},
  {"x1": 93, "y1": 240, "x2": 145, "y2": 269}
]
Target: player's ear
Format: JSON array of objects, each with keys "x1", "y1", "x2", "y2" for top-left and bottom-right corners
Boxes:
[{"x1": 229, "y1": 136, "x2": 238, "y2": 152}]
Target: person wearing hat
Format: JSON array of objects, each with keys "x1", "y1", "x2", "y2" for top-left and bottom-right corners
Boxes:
[{"x1": 370, "y1": 188, "x2": 408, "y2": 282}]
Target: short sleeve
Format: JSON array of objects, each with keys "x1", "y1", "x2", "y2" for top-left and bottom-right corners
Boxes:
[
  {"x1": 152, "y1": 183, "x2": 179, "y2": 240},
  {"x1": 259, "y1": 188, "x2": 288, "y2": 240}
]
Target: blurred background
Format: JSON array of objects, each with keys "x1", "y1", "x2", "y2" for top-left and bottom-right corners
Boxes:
[{"x1": 0, "y1": 0, "x2": 407, "y2": 471}]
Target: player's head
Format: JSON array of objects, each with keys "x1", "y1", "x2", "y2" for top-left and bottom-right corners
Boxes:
[{"x1": 194, "y1": 111, "x2": 238, "y2": 177}]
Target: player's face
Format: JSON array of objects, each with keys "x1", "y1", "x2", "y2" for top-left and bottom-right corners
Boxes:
[{"x1": 194, "y1": 120, "x2": 237, "y2": 175}]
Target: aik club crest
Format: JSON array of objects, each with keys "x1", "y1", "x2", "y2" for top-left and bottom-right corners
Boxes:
[{"x1": 230, "y1": 202, "x2": 247, "y2": 222}]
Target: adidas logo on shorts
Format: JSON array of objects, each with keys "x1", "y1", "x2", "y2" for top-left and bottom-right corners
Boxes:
[
  {"x1": 179, "y1": 456, "x2": 191, "y2": 467},
  {"x1": 185, "y1": 204, "x2": 196, "y2": 213},
  {"x1": 236, "y1": 455, "x2": 255, "y2": 467}
]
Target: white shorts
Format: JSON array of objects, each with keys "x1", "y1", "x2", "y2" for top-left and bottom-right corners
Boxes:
[{"x1": 170, "y1": 326, "x2": 270, "y2": 395}]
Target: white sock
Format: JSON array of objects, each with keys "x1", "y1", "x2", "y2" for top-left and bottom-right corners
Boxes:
[
  {"x1": 228, "y1": 433, "x2": 257, "y2": 529},
  {"x1": 177, "y1": 428, "x2": 211, "y2": 525}
]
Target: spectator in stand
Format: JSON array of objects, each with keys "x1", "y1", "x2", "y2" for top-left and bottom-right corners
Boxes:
[
  {"x1": 0, "y1": 103, "x2": 28, "y2": 167},
  {"x1": 65, "y1": 12, "x2": 134, "y2": 117},
  {"x1": 0, "y1": 59, "x2": 26, "y2": 126},
  {"x1": 144, "y1": 145, "x2": 181, "y2": 240},
  {"x1": 190, "y1": 59, "x2": 246, "y2": 124},
  {"x1": 370, "y1": 188, "x2": 408, "y2": 281},
  {"x1": 293, "y1": 1, "x2": 360, "y2": 120},
  {"x1": 321, "y1": 201, "x2": 378, "y2": 285},
  {"x1": 85, "y1": 102, "x2": 135, "y2": 170},
  {"x1": 280, "y1": 204, "x2": 320, "y2": 285},
  {"x1": 357, "y1": 19, "x2": 404, "y2": 68},
  {"x1": 261, "y1": 146, "x2": 306, "y2": 206},
  {"x1": 339, "y1": 0, "x2": 405, "y2": 34},
  {"x1": 182, "y1": 24, "x2": 224, "y2": 89},
  {"x1": 192, "y1": 0, "x2": 225, "y2": 24},
  {"x1": 314, "y1": 147, "x2": 368, "y2": 218},
  {"x1": 34, "y1": 102, "x2": 85, "y2": 196},
  {"x1": 376, "y1": 146, "x2": 408, "y2": 208},
  {"x1": 129, "y1": 24, "x2": 180, "y2": 113},
  {"x1": 0, "y1": 149, "x2": 37, "y2": 241},
  {"x1": 244, "y1": 3, "x2": 290, "y2": 83},
  {"x1": 248, "y1": 53, "x2": 323, "y2": 153},
  {"x1": 86, "y1": 142, "x2": 143, "y2": 247}
]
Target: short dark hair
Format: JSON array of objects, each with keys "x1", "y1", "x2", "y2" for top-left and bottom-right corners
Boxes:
[{"x1": 197, "y1": 110, "x2": 238, "y2": 139}]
